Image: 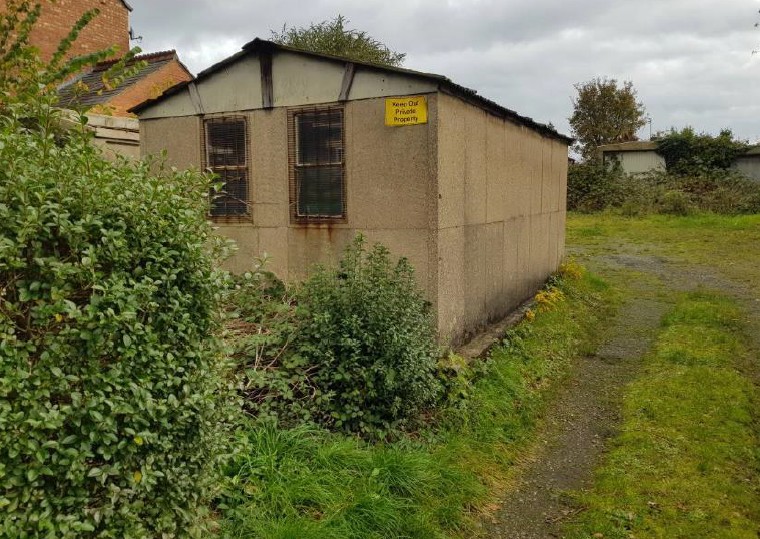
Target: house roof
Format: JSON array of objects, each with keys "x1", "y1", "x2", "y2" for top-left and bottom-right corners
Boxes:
[
  {"x1": 57, "y1": 50, "x2": 191, "y2": 109},
  {"x1": 599, "y1": 141, "x2": 760, "y2": 157},
  {"x1": 597, "y1": 141, "x2": 659, "y2": 153},
  {"x1": 129, "y1": 38, "x2": 572, "y2": 144}
]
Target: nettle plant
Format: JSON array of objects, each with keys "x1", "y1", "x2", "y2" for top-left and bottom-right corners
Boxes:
[{"x1": 0, "y1": 3, "x2": 231, "y2": 537}]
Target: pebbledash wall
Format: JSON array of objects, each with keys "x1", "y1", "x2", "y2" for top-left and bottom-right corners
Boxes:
[
  {"x1": 436, "y1": 94, "x2": 566, "y2": 339},
  {"x1": 133, "y1": 40, "x2": 569, "y2": 344}
]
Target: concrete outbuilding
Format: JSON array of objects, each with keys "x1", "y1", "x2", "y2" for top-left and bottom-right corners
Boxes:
[
  {"x1": 598, "y1": 140, "x2": 760, "y2": 181},
  {"x1": 598, "y1": 141, "x2": 665, "y2": 174},
  {"x1": 732, "y1": 146, "x2": 760, "y2": 181},
  {"x1": 131, "y1": 39, "x2": 570, "y2": 344}
]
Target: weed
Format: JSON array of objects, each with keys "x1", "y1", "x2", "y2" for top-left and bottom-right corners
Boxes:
[{"x1": 219, "y1": 267, "x2": 618, "y2": 538}]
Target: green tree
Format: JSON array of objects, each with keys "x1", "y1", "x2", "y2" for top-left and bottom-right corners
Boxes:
[
  {"x1": 271, "y1": 15, "x2": 405, "y2": 67},
  {"x1": 569, "y1": 77, "x2": 647, "y2": 160}
]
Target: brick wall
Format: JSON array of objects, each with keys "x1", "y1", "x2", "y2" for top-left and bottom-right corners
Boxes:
[
  {"x1": 0, "y1": 0, "x2": 129, "y2": 61},
  {"x1": 102, "y1": 59, "x2": 193, "y2": 117}
]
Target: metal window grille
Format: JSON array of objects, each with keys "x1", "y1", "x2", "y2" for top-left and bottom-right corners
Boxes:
[
  {"x1": 288, "y1": 107, "x2": 346, "y2": 222},
  {"x1": 203, "y1": 117, "x2": 249, "y2": 217}
]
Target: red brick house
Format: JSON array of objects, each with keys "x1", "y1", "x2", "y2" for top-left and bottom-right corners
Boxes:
[
  {"x1": 57, "y1": 50, "x2": 193, "y2": 117},
  {"x1": 0, "y1": 0, "x2": 193, "y2": 118},
  {"x1": 0, "y1": 0, "x2": 131, "y2": 61}
]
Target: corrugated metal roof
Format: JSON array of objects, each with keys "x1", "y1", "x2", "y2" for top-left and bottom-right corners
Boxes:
[
  {"x1": 57, "y1": 50, "x2": 181, "y2": 109},
  {"x1": 129, "y1": 38, "x2": 572, "y2": 144}
]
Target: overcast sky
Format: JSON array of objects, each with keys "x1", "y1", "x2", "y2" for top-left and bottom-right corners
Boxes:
[{"x1": 130, "y1": 0, "x2": 760, "y2": 142}]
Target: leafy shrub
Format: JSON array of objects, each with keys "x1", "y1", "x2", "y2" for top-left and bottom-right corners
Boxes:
[
  {"x1": 674, "y1": 170, "x2": 760, "y2": 214},
  {"x1": 568, "y1": 160, "x2": 760, "y2": 215},
  {"x1": 231, "y1": 236, "x2": 441, "y2": 438},
  {"x1": 655, "y1": 127, "x2": 749, "y2": 175},
  {"x1": 297, "y1": 237, "x2": 440, "y2": 434},
  {"x1": 567, "y1": 159, "x2": 624, "y2": 211},
  {"x1": 658, "y1": 190, "x2": 694, "y2": 216},
  {"x1": 0, "y1": 89, "x2": 229, "y2": 539},
  {"x1": 226, "y1": 263, "x2": 308, "y2": 423}
]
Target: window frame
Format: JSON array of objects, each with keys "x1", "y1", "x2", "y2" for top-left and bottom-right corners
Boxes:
[
  {"x1": 288, "y1": 105, "x2": 347, "y2": 224},
  {"x1": 202, "y1": 115, "x2": 250, "y2": 222}
]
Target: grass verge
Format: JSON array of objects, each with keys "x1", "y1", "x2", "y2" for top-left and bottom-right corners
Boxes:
[
  {"x1": 217, "y1": 266, "x2": 617, "y2": 538},
  {"x1": 563, "y1": 291, "x2": 760, "y2": 539}
]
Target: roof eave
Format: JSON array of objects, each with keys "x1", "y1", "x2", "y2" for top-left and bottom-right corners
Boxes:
[
  {"x1": 128, "y1": 79, "x2": 193, "y2": 114},
  {"x1": 597, "y1": 141, "x2": 659, "y2": 153},
  {"x1": 130, "y1": 38, "x2": 573, "y2": 143}
]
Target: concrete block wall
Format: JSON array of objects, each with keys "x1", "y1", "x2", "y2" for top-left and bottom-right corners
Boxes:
[
  {"x1": 139, "y1": 91, "x2": 567, "y2": 345},
  {"x1": 436, "y1": 93, "x2": 566, "y2": 343},
  {"x1": 87, "y1": 112, "x2": 139, "y2": 159},
  {"x1": 139, "y1": 96, "x2": 439, "y2": 300}
]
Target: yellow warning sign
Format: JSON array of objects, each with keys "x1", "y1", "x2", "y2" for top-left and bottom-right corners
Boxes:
[{"x1": 385, "y1": 96, "x2": 428, "y2": 126}]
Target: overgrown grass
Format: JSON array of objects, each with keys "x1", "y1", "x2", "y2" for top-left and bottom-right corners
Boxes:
[
  {"x1": 567, "y1": 163, "x2": 760, "y2": 215},
  {"x1": 218, "y1": 267, "x2": 617, "y2": 538},
  {"x1": 564, "y1": 291, "x2": 760, "y2": 538},
  {"x1": 567, "y1": 212, "x2": 760, "y2": 286}
]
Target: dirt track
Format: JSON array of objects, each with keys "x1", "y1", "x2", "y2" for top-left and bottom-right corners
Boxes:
[{"x1": 485, "y1": 239, "x2": 760, "y2": 538}]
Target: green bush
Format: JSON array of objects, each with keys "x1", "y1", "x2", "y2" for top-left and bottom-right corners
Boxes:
[
  {"x1": 568, "y1": 159, "x2": 760, "y2": 215},
  {"x1": 0, "y1": 104, "x2": 229, "y2": 537},
  {"x1": 655, "y1": 127, "x2": 748, "y2": 175},
  {"x1": 674, "y1": 170, "x2": 760, "y2": 214},
  {"x1": 232, "y1": 236, "x2": 441, "y2": 438},
  {"x1": 636, "y1": 169, "x2": 760, "y2": 215},
  {"x1": 658, "y1": 189, "x2": 694, "y2": 216},
  {"x1": 567, "y1": 159, "x2": 628, "y2": 211}
]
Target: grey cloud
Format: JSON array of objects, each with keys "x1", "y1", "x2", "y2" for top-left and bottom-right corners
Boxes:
[{"x1": 129, "y1": 0, "x2": 760, "y2": 142}]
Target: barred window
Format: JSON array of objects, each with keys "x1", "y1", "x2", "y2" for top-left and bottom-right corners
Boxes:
[
  {"x1": 203, "y1": 117, "x2": 248, "y2": 217},
  {"x1": 290, "y1": 107, "x2": 345, "y2": 222}
]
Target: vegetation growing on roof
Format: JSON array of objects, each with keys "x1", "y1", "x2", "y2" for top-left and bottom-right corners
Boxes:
[
  {"x1": 654, "y1": 126, "x2": 750, "y2": 175},
  {"x1": 271, "y1": 14, "x2": 406, "y2": 67}
]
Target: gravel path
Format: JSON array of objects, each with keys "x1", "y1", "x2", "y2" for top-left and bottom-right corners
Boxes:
[{"x1": 485, "y1": 242, "x2": 760, "y2": 538}]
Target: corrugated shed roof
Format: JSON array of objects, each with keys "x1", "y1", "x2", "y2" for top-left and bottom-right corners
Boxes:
[
  {"x1": 57, "y1": 50, "x2": 183, "y2": 109},
  {"x1": 129, "y1": 38, "x2": 572, "y2": 144}
]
